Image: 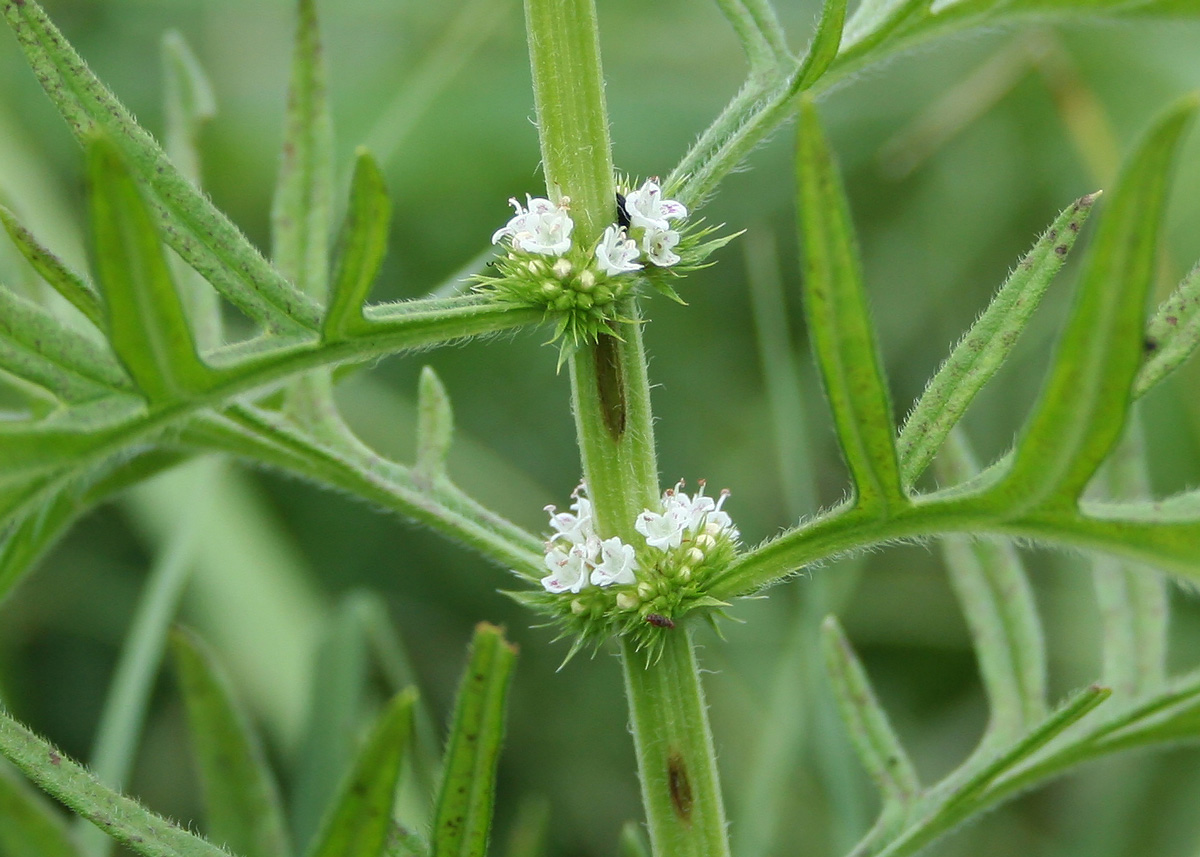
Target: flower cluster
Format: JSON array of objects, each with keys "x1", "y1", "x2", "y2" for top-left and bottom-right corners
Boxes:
[
  {"x1": 476, "y1": 177, "x2": 736, "y2": 357},
  {"x1": 515, "y1": 480, "x2": 741, "y2": 660}
]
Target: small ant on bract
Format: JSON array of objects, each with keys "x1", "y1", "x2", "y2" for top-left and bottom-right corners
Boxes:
[{"x1": 645, "y1": 613, "x2": 675, "y2": 629}]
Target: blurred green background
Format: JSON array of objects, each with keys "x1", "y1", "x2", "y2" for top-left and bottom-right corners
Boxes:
[{"x1": 2, "y1": 1, "x2": 1200, "y2": 855}]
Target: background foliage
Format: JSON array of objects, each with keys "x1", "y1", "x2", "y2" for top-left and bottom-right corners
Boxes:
[{"x1": 2, "y1": 0, "x2": 1200, "y2": 854}]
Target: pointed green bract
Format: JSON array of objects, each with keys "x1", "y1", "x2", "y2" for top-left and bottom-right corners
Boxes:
[
  {"x1": 796, "y1": 99, "x2": 905, "y2": 515},
  {"x1": 325, "y1": 150, "x2": 392, "y2": 341},
  {"x1": 273, "y1": 0, "x2": 334, "y2": 302},
  {"x1": 792, "y1": 0, "x2": 849, "y2": 91},
  {"x1": 416, "y1": 365, "x2": 454, "y2": 480},
  {"x1": 305, "y1": 690, "x2": 416, "y2": 857},
  {"x1": 86, "y1": 134, "x2": 215, "y2": 404},
  {"x1": 1, "y1": 0, "x2": 320, "y2": 332},
  {"x1": 0, "y1": 206, "x2": 104, "y2": 330},
  {"x1": 432, "y1": 623, "x2": 518, "y2": 857},
  {"x1": 0, "y1": 285, "x2": 131, "y2": 402},
  {"x1": 171, "y1": 629, "x2": 292, "y2": 857},
  {"x1": 0, "y1": 708, "x2": 231, "y2": 857},
  {"x1": 899, "y1": 193, "x2": 1098, "y2": 487},
  {"x1": 996, "y1": 97, "x2": 1197, "y2": 511},
  {"x1": 820, "y1": 617, "x2": 920, "y2": 816},
  {"x1": 935, "y1": 431, "x2": 1047, "y2": 737},
  {"x1": 0, "y1": 763, "x2": 84, "y2": 857},
  {"x1": 1135, "y1": 260, "x2": 1200, "y2": 396}
]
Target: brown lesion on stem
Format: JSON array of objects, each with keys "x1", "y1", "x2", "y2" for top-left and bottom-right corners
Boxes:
[
  {"x1": 667, "y1": 749, "x2": 694, "y2": 824},
  {"x1": 594, "y1": 330, "x2": 626, "y2": 440}
]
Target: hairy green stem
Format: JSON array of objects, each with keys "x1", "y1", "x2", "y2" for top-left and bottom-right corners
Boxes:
[{"x1": 523, "y1": 1, "x2": 729, "y2": 853}]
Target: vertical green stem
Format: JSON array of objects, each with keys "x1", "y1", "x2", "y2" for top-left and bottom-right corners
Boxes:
[
  {"x1": 622, "y1": 631, "x2": 732, "y2": 857},
  {"x1": 523, "y1": 2, "x2": 729, "y2": 854}
]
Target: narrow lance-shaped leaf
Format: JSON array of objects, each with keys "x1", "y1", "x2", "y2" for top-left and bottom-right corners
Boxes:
[
  {"x1": 0, "y1": 285, "x2": 132, "y2": 402},
  {"x1": 714, "y1": 0, "x2": 791, "y2": 73},
  {"x1": 899, "y1": 192, "x2": 1098, "y2": 487},
  {"x1": 618, "y1": 822, "x2": 651, "y2": 857},
  {"x1": 1135, "y1": 260, "x2": 1200, "y2": 396},
  {"x1": 820, "y1": 616, "x2": 920, "y2": 821},
  {"x1": 1089, "y1": 414, "x2": 1168, "y2": 698},
  {"x1": 324, "y1": 149, "x2": 392, "y2": 341},
  {"x1": 0, "y1": 763, "x2": 84, "y2": 857},
  {"x1": 272, "y1": 0, "x2": 334, "y2": 302},
  {"x1": 171, "y1": 628, "x2": 292, "y2": 857},
  {"x1": 935, "y1": 430, "x2": 1047, "y2": 738},
  {"x1": 996, "y1": 96, "x2": 1198, "y2": 511},
  {"x1": 161, "y1": 31, "x2": 222, "y2": 353},
  {"x1": 0, "y1": 205, "x2": 104, "y2": 330},
  {"x1": 792, "y1": 0, "x2": 849, "y2": 92},
  {"x1": 305, "y1": 690, "x2": 416, "y2": 857},
  {"x1": 87, "y1": 134, "x2": 215, "y2": 404},
  {"x1": 1, "y1": 0, "x2": 320, "y2": 332},
  {"x1": 416, "y1": 365, "x2": 454, "y2": 481},
  {"x1": 432, "y1": 623, "x2": 518, "y2": 857},
  {"x1": 796, "y1": 99, "x2": 905, "y2": 515},
  {"x1": 0, "y1": 707, "x2": 232, "y2": 857}
]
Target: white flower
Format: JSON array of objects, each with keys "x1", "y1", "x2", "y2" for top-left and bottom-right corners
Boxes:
[
  {"x1": 623, "y1": 179, "x2": 687, "y2": 232},
  {"x1": 642, "y1": 226, "x2": 681, "y2": 267},
  {"x1": 492, "y1": 195, "x2": 574, "y2": 255},
  {"x1": 595, "y1": 225, "x2": 642, "y2": 276},
  {"x1": 590, "y1": 537, "x2": 638, "y2": 587},
  {"x1": 635, "y1": 507, "x2": 688, "y2": 551},
  {"x1": 542, "y1": 536, "x2": 601, "y2": 594}
]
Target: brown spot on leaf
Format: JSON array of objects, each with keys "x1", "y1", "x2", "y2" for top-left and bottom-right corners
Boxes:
[
  {"x1": 1054, "y1": 244, "x2": 1068, "y2": 256},
  {"x1": 667, "y1": 751, "x2": 694, "y2": 824},
  {"x1": 48, "y1": 750, "x2": 61, "y2": 766}
]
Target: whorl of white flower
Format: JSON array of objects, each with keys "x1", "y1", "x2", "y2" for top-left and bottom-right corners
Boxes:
[
  {"x1": 492, "y1": 195, "x2": 574, "y2": 255},
  {"x1": 642, "y1": 225, "x2": 682, "y2": 267},
  {"x1": 623, "y1": 179, "x2": 687, "y2": 232},
  {"x1": 595, "y1": 225, "x2": 643, "y2": 276},
  {"x1": 591, "y1": 537, "x2": 638, "y2": 587},
  {"x1": 637, "y1": 480, "x2": 738, "y2": 548}
]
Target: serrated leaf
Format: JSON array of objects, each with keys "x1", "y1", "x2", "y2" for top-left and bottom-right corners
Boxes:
[
  {"x1": 416, "y1": 365, "x2": 453, "y2": 480},
  {"x1": 820, "y1": 616, "x2": 920, "y2": 818},
  {"x1": 996, "y1": 96, "x2": 1197, "y2": 511},
  {"x1": 0, "y1": 707, "x2": 231, "y2": 857},
  {"x1": 1, "y1": 0, "x2": 319, "y2": 332},
  {"x1": 796, "y1": 99, "x2": 905, "y2": 515},
  {"x1": 1135, "y1": 260, "x2": 1200, "y2": 396},
  {"x1": 272, "y1": 0, "x2": 333, "y2": 302},
  {"x1": 87, "y1": 134, "x2": 216, "y2": 404},
  {"x1": 171, "y1": 628, "x2": 292, "y2": 857},
  {"x1": 0, "y1": 205, "x2": 104, "y2": 330},
  {"x1": 899, "y1": 192, "x2": 1098, "y2": 486},
  {"x1": 306, "y1": 690, "x2": 417, "y2": 857},
  {"x1": 0, "y1": 762, "x2": 84, "y2": 857},
  {"x1": 324, "y1": 149, "x2": 392, "y2": 341},
  {"x1": 935, "y1": 430, "x2": 1047, "y2": 738},
  {"x1": 432, "y1": 623, "x2": 518, "y2": 857},
  {"x1": 0, "y1": 284, "x2": 131, "y2": 401}
]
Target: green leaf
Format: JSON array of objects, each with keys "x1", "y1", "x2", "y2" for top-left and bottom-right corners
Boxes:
[
  {"x1": 161, "y1": 30, "x2": 222, "y2": 353},
  {"x1": 898, "y1": 192, "x2": 1098, "y2": 487},
  {"x1": 0, "y1": 284, "x2": 132, "y2": 402},
  {"x1": 995, "y1": 96, "x2": 1197, "y2": 511},
  {"x1": 1, "y1": 0, "x2": 320, "y2": 332},
  {"x1": 714, "y1": 0, "x2": 792, "y2": 73},
  {"x1": 272, "y1": 0, "x2": 333, "y2": 302},
  {"x1": 618, "y1": 822, "x2": 651, "y2": 857},
  {"x1": 86, "y1": 134, "x2": 216, "y2": 404},
  {"x1": 795, "y1": 99, "x2": 905, "y2": 516},
  {"x1": 820, "y1": 616, "x2": 920, "y2": 819},
  {"x1": 291, "y1": 597, "x2": 374, "y2": 852},
  {"x1": 792, "y1": 0, "x2": 849, "y2": 92},
  {"x1": 306, "y1": 690, "x2": 417, "y2": 857},
  {"x1": 500, "y1": 796, "x2": 550, "y2": 857},
  {"x1": 432, "y1": 623, "x2": 518, "y2": 857},
  {"x1": 0, "y1": 763, "x2": 84, "y2": 857},
  {"x1": 0, "y1": 205, "x2": 104, "y2": 330},
  {"x1": 1135, "y1": 260, "x2": 1200, "y2": 396},
  {"x1": 934, "y1": 430, "x2": 1047, "y2": 738},
  {"x1": 415, "y1": 365, "x2": 454, "y2": 481},
  {"x1": 324, "y1": 149, "x2": 392, "y2": 341},
  {"x1": 0, "y1": 706, "x2": 231, "y2": 857},
  {"x1": 171, "y1": 628, "x2": 292, "y2": 857}
]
